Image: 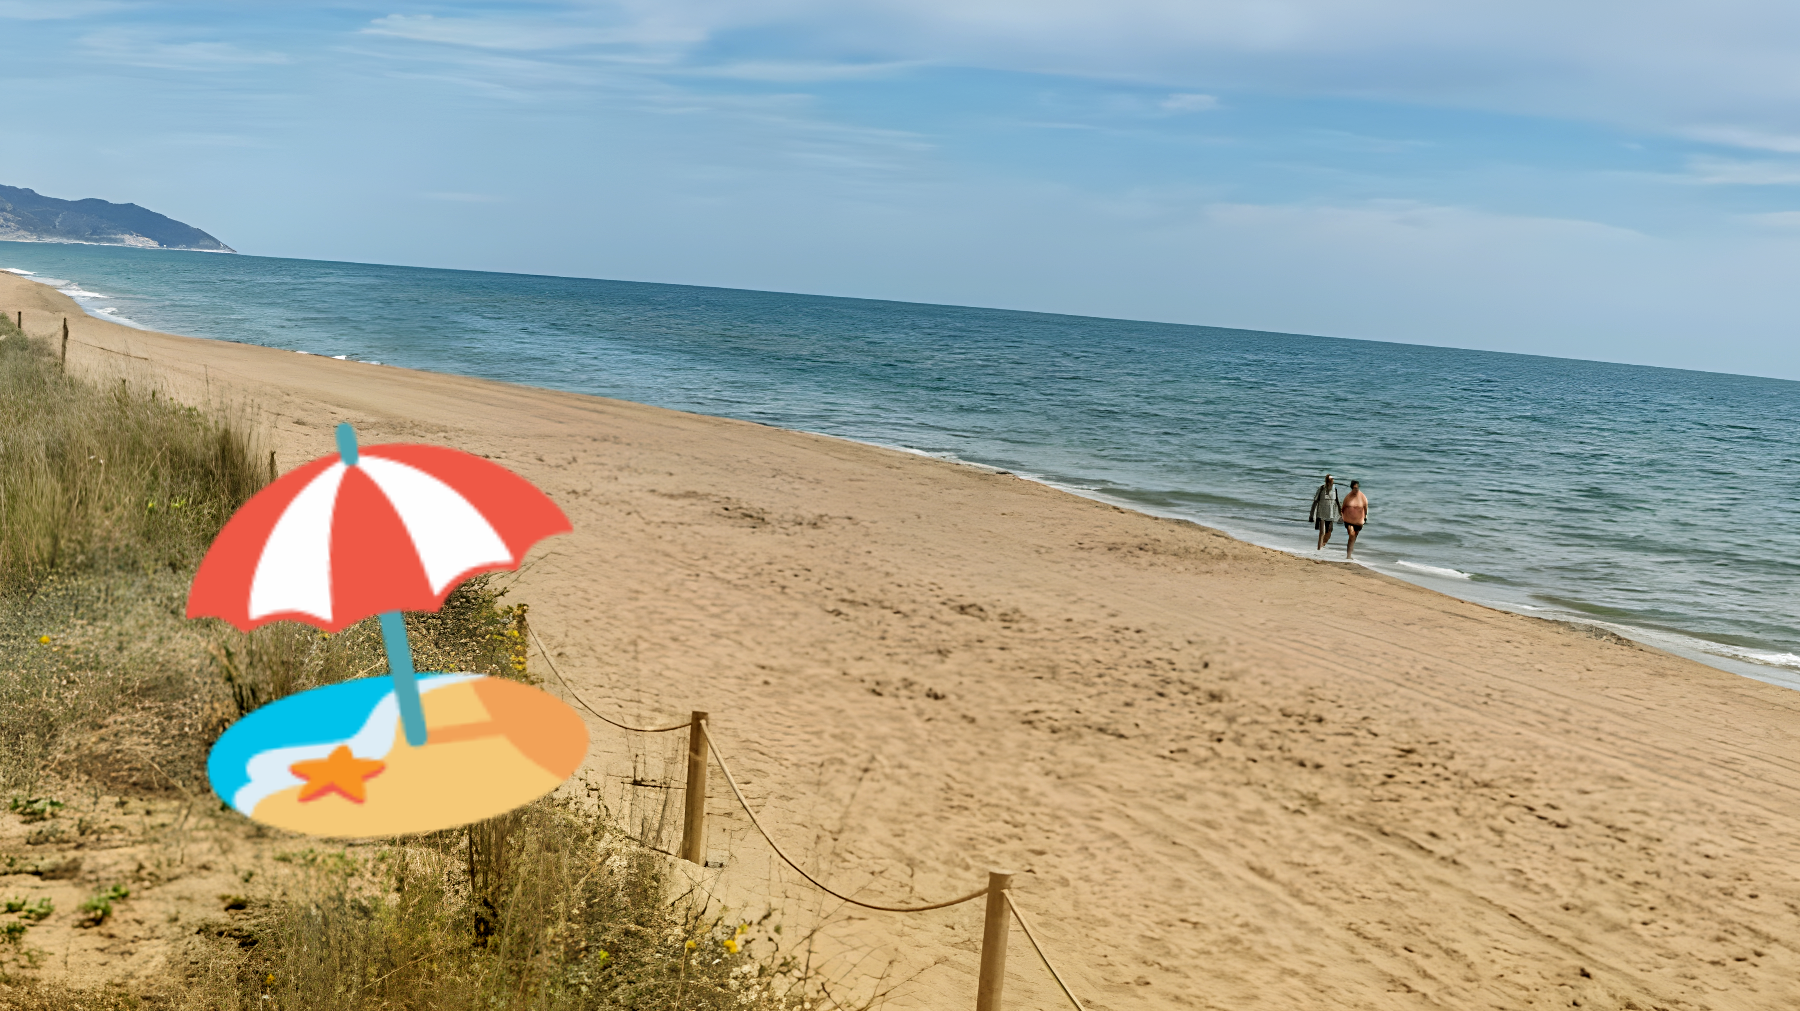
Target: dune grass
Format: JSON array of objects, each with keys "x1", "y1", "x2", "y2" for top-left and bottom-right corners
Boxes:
[
  {"x1": 0, "y1": 314, "x2": 266, "y2": 593},
  {"x1": 173, "y1": 801, "x2": 810, "y2": 1011},
  {"x1": 0, "y1": 318, "x2": 527, "y2": 796},
  {"x1": 0, "y1": 318, "x2": 269, "y2": 795},
  {"x1": 0, "y1": 322, "x2": 816, "y2": 1008}
]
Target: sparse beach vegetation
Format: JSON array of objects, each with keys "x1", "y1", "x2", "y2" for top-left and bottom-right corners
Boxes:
[
  {"x1": 0, "y1": 318, "x2": 812, "y2": 1008},
  {"x1": 183, "y1": 802, "x2": 807, "y2": 1011}
]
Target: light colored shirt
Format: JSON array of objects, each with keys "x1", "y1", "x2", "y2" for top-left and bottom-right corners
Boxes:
[{"x1": 1310, "y1": 484, "x2": 1340, "y2": 523}]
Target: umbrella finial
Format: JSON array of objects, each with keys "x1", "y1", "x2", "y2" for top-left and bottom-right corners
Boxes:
[{"x1": 336, "y1": 422, "x2": 360, "y2": 466}]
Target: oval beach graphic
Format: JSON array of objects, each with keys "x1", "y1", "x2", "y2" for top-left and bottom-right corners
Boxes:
[{"x1": 208, "y1": 674, "x2": 588, "y2": 837}]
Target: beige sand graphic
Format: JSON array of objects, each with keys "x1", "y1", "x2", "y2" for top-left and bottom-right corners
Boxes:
[{"x1": 252, "y1": 677, "x2": 586, "y2": 836}]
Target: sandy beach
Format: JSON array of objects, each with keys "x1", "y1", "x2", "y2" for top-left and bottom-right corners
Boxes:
[{"x1": 6, "y1": 272, "x2": 1800, "y2": 1010}]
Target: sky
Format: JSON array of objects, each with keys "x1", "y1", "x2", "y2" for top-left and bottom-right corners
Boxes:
[{"x1": 3, "y1": 2, "x2": 1800, "y2": 377}]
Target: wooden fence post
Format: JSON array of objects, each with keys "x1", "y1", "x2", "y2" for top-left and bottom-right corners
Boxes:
[
  {"x1": 679, "y1": 711, "x2": 709, "y2": 865},
  {"x1": 60, "y1": 317, "x2": 68, "y2": 369},
  {"x1": 976, "y1": 870, "x2": 1014, "y2": 1011}
]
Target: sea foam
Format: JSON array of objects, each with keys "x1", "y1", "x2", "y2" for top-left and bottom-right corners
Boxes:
[{"x1": 1397, "y1": 560, "x2": 1473, "y2": 580}]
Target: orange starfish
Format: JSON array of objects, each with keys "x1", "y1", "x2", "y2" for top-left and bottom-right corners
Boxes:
[{"x1": 290, "y1": 745, "x2": 386, "y2": 803}]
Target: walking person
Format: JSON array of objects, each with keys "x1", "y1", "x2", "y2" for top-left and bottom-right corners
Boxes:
[
  {"x1": 1309, "y1": 474, "x2": 1340, "y2": 550},
  {"x1": 1340, "y1": 480, "x2": 1370, "y2": 559}
]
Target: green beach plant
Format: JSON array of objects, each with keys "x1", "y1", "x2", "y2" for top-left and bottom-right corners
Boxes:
[
  {"x1": 0, "y1": 318, "x2": 266, "y2": 593},
  {"x1": 0, "y1": 321, "x2": 268, "y2": 794},
  {"x1": 75, "y1": 884, "x2": 130, "y2": 927},
  {"x1": 6, "y1": 796, "x2": 63, "y2": 823},
  {"x1": 3, "y1": 896, "x2": 54, "y2": 921}
]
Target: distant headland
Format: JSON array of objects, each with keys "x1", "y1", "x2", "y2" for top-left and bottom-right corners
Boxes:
[{"x1": 0, "y1": 184, "x2": 234, "y2": 252}]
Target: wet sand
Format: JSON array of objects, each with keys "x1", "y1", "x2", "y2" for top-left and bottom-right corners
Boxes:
[{"x1": 7, "y1": 272, "x2": 1800, "y2": 1009}]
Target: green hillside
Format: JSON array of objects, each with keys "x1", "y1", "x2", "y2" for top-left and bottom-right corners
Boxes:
[{"x1": 0, "y1": 184, "x2": 233, "y2": 251}]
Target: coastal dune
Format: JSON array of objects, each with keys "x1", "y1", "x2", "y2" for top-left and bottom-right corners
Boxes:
[{"x1": 8, "y1": 273, "x2": 1800, "y2": 1009}]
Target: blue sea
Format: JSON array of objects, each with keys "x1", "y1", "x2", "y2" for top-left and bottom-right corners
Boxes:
[{"x1": 6, "y1": 240, "x2": 1798, "y2": 688}]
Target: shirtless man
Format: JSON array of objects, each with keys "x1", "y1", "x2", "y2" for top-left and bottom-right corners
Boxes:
[
  {"x1": 1340, "y1": 480, "x2": 1370, "y2": 559},
  {"x1": 1309, "y1": 474, "x2": 1340, "y2": 550}
]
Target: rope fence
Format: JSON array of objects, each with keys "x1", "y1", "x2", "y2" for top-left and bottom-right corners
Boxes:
[
  {"x1": 70, "y1": 337, "x2": 150, "y2": 361},
  {"x1": 531, "y1": 631, "x2": 1090, "y2": 1011},
  {"x1": 531, "y1": 627, "x2": 690, "y2": 733},
  {"x1": 705, "y1": 725, "x2": 991, "y2": 913},
  {"x1": 1005, "y1": 892, "x2": 1090, "y2": 1011},
  {"x1": 9, "y1": 311, "x2": 151, "y2": 366}
]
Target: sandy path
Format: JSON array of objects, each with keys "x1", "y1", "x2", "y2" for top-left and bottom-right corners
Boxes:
[{"x1": 8, "y1": 275, "x2": 1800, "y2": 1010}]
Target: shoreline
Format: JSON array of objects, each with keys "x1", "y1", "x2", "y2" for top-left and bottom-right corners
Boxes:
[
  {"x1": 5, "y1": 245, "x2": 1795, "y2": 685},
  {"x1": 7, "y1": 270, "x2": 1800, "y2": 1008},
  {"x1": 12, "y1": 248, "x2": 1793, "y2": 692},
  {"x1": 851, "y1": 433, "x2": 1800, "y2": 690}
]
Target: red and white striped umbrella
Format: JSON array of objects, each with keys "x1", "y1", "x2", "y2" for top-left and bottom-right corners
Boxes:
[{"x1": 188, "y1": 432, "x2": 570, "y2": 633}]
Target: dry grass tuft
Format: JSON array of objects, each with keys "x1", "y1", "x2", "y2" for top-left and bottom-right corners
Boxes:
[
  {"x1": 0, "y1": 321, "x2": 268, "y2": 797},
  {"x1": 0, "y1": 318, "x2": 266, "y2": 593},
  {"x1": 175, "y1": 801, "x2": 813, "y2": 1010},
  {"x1": 204, "y1": 575, "x2": 532, "y2": 725}
]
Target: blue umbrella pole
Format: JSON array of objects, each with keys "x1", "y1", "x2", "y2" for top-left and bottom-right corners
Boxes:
[{"x1": 378, "y1": 611, "x2": 430, "y2": 747}]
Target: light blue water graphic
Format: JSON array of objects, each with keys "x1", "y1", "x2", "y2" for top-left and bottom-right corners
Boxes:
[{"x1": 6, "y1": 241, "x2": 1798, "y2": 687}]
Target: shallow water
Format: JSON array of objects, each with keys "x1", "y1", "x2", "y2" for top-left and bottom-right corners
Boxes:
[{"x1": 6, "y1": 241, "x2": 1797, "y2": 684}]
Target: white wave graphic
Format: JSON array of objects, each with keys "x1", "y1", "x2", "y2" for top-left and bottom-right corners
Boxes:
[
  {"x1": 231, "y1": 673, "x2": 480, "y2": 814},
  {"x1": 2, "y1": 268, "x2": 35, "y2": 275},
  {"x1": 1396, "y1": 560, "x2": 1473, "y2": 580}
]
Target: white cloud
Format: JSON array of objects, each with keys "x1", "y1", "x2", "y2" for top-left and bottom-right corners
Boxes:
[
  {"x1": 1685, "y1": 157, "x2": 1800, "y2": 186},
  {"x1": 362, "y1": 13, "x2": 700, "y2": 52},
  {"x1": 337, "y1": 3, "x2": 1800, "y2": 155},
  {"x1": 0, "y1": 0, "x2": 120, "y2": 18},
  {"x1": 1683, "y1": 125, "x2": 1800, "y2": 153},
  {"x1": 428, "y1": 0, "x2": 1800, "y2": 148},
  {"x1": 78, "y1": 30, "x2": 289, "y2": 70},
  {"x1": 1741, "y1": 211, "x2": 1800, "y2": 228},
  {"x1": 685, "y1": 60, "x2": 922, "y2": 83},
  {"x1": 1160, "y1": 93, "x2": 1219, "y2": 113}
]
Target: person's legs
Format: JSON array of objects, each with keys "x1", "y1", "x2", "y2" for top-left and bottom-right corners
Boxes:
[
  {"x1": 1345, "y1": 523, "x2": 1360, "y2": 559},
  {"x1": 1316, "y1": 521, "x2": 1332, "y2": 549}
]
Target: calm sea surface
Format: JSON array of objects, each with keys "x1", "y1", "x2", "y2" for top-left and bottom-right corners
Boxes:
[{"x1": 6, "y1": 241, "x2": 1798, "y2": 687}]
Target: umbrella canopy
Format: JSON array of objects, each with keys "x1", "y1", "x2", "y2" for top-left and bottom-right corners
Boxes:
[{"x1": 188, "y1": 434, "x2": 570, "y2": 633}]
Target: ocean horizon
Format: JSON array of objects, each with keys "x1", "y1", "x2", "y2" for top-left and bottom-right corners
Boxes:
[{"x1": 5, "y1": 239, "x2": 1797, "y2": 690}]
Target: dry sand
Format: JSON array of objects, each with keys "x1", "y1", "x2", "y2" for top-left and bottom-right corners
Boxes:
[{"x1": 5, "y1": 274, "x2": 1800, "y2": 1010}]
